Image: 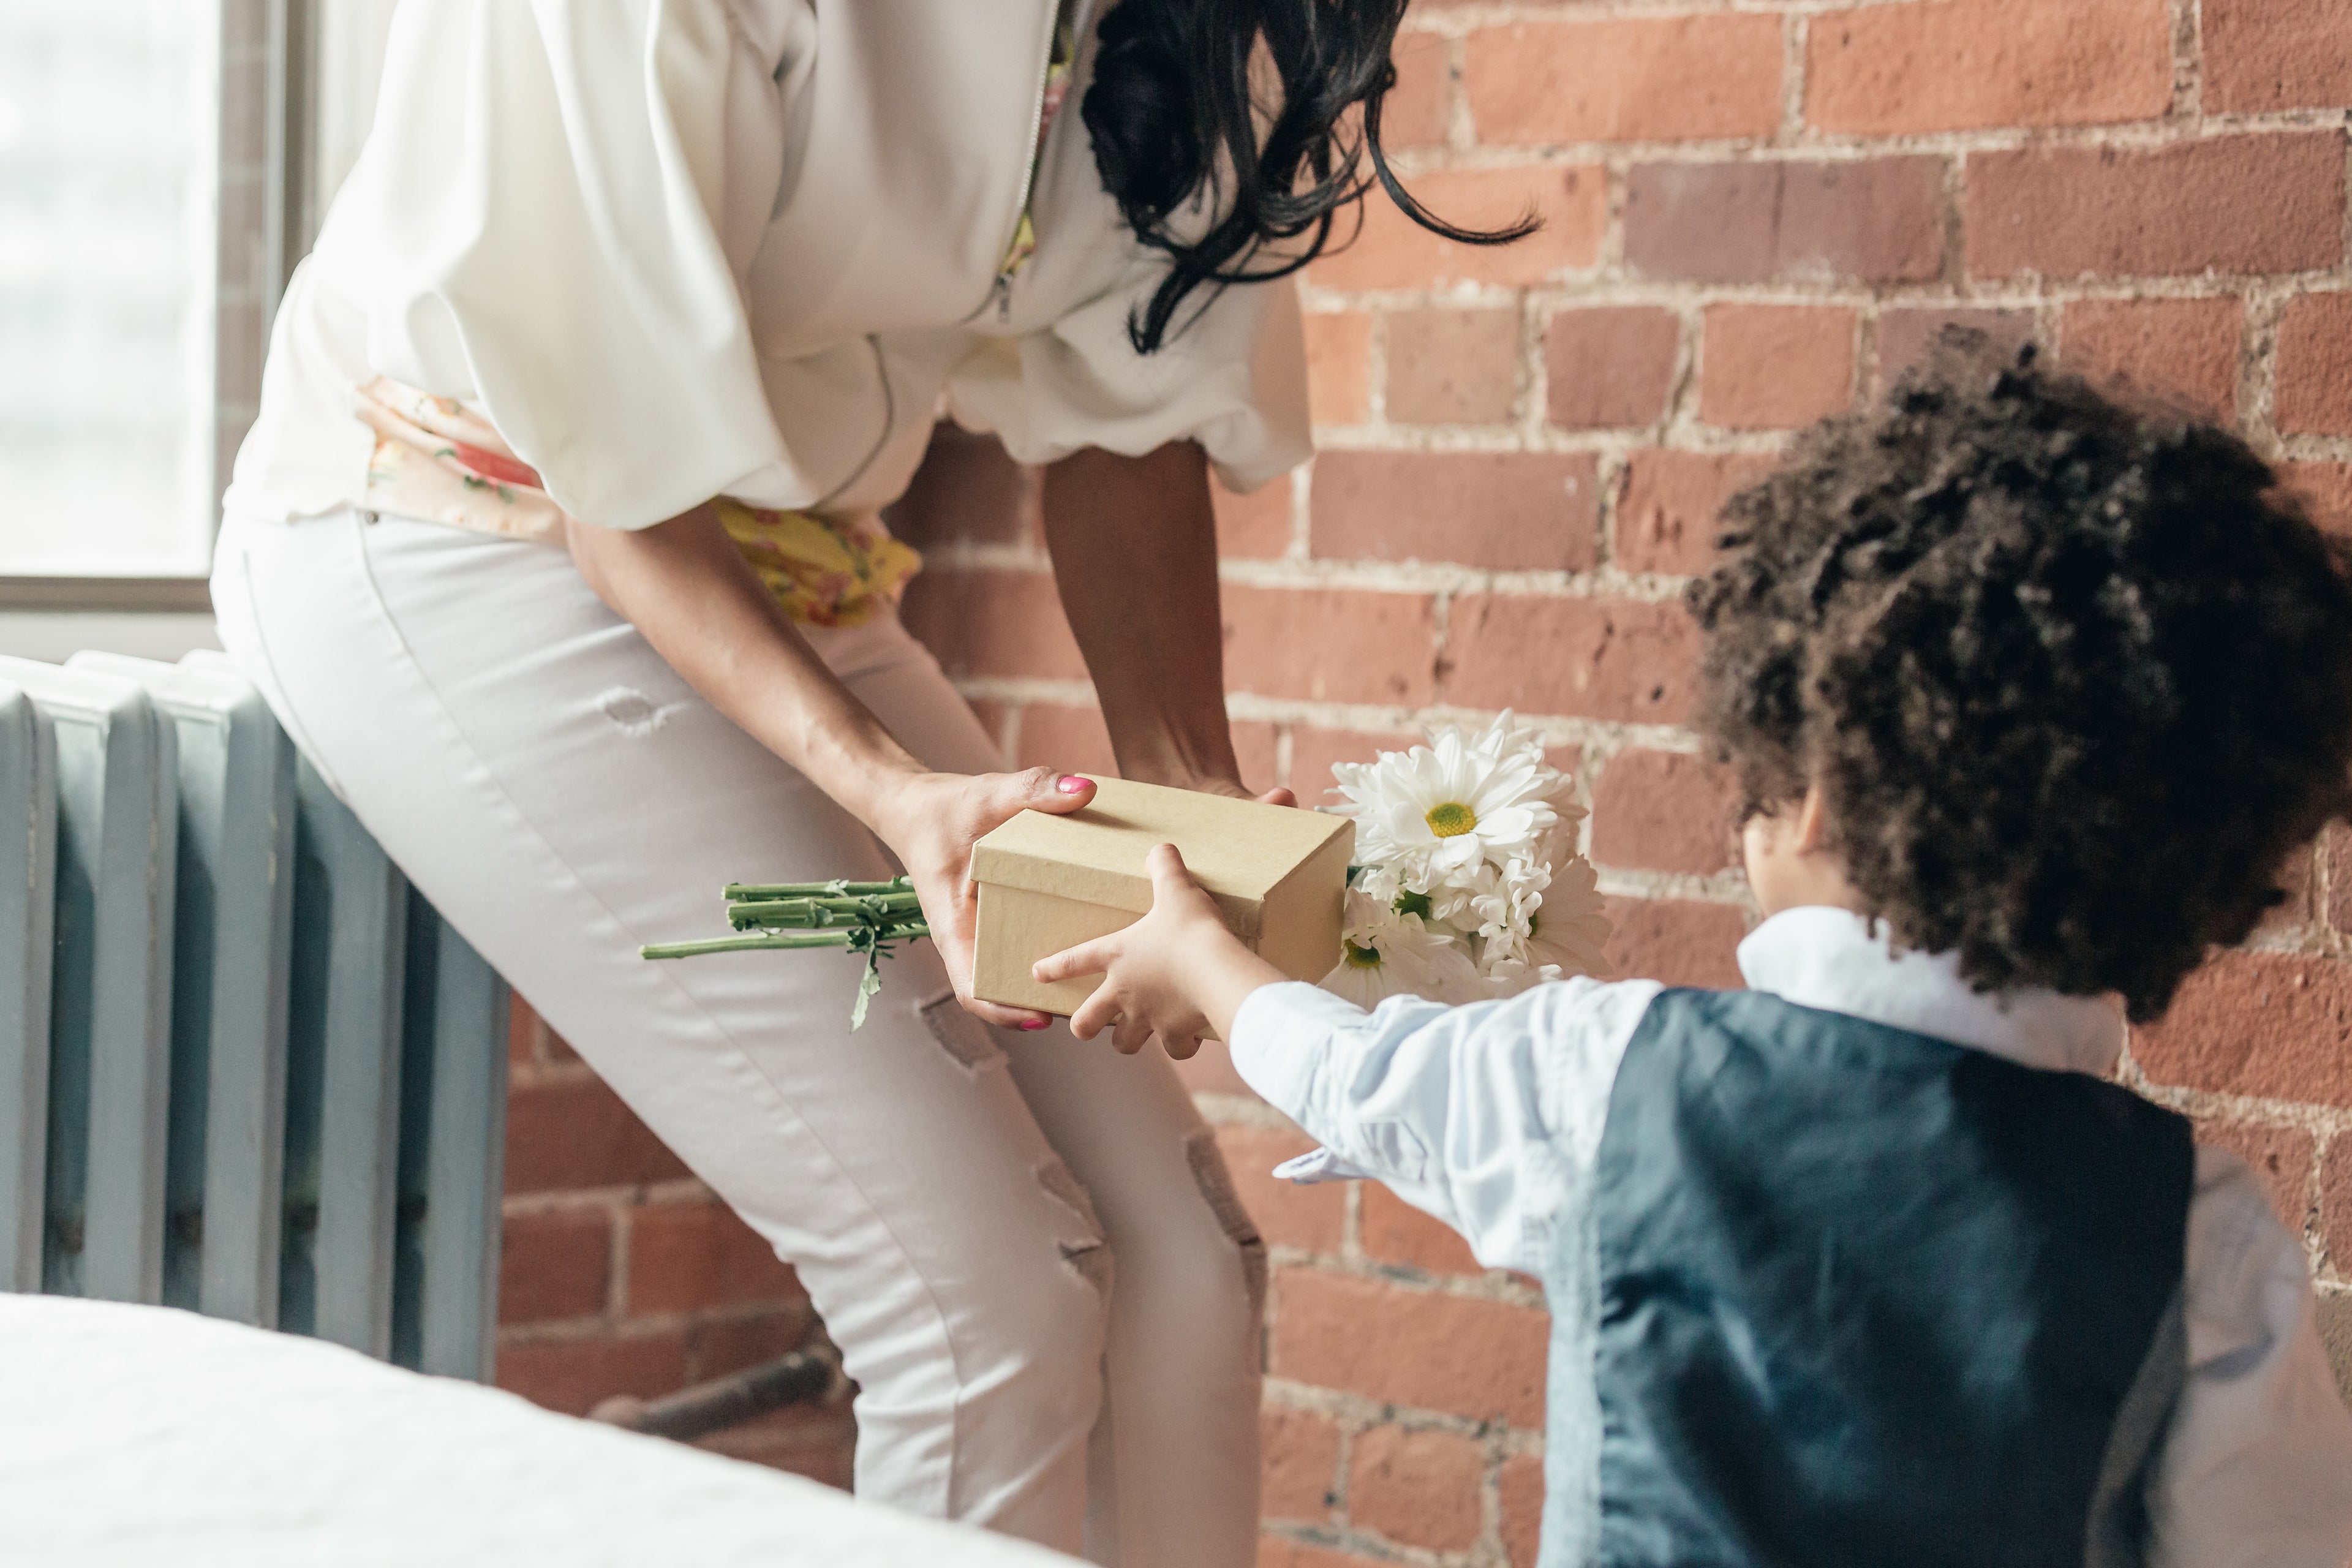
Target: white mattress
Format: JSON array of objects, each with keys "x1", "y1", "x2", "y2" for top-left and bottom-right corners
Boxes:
[{"x1": 0, "y1": 1295, "x2": 1077, "y2": 1567}]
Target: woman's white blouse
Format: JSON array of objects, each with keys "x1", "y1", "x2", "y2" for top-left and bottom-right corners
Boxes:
[{"x1": 225, "y1": 0, "x2": 1313, "y2": 532}]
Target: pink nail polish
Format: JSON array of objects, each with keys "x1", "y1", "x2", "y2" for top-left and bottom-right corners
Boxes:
[
  {"x1": 1056, "y1": 775, "x2": 1089, "y2": 794},
  {"x1": 1022, "y1": 1018, "x2": 1050, "y2": 1031}
]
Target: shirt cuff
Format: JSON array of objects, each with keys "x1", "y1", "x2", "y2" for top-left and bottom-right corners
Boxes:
[{"x1": 1229, "y1": 981, "x2": 1378, "y2": 1183}]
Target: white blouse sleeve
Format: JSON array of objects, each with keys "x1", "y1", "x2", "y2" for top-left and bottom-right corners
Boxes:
[
  {"x1": 946, "y1": 267, "x2": 1314, "y2": 494},
  {"x1": 312, "y1": 0, "x2": 796, "y2": 530}
]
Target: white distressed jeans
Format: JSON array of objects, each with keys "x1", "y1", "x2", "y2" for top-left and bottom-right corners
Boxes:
[{"x1": 209, "y1": 509, "x2": 1265, "y2": 1566}]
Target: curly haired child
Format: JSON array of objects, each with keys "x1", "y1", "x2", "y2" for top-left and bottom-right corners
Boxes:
[{"x1": 1037, "y1": 338, "x2": 2352, "y2": 1567}]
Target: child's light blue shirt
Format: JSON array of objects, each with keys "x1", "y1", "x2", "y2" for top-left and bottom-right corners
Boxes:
[{"x1": 1228, "y1": 905, "x2": 2352, "y2": 1567}]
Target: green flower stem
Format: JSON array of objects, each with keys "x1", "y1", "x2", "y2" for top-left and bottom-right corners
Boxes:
[
  {"x1": 727, "y1": 892, "x2": 924, "y2": 931},
  {"x1": 641, "y1": 924, "x2": 929, "y2": 960},
  {"x1": 725, "y1": 878, "x2": 914, "y2": 902}
]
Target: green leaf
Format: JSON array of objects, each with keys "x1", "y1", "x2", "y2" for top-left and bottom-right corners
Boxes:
[{"x1": 850, "y1": 951, "x2": 884, "y2": 1030}]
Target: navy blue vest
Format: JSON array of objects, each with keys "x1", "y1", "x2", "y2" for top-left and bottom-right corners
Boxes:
[{"x1": 1543, "y1": 989, "x2": 2193, "y2": 1568}]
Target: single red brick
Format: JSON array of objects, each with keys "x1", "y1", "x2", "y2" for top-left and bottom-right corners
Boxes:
[
  {"x1": 1313, "y1": 165, "x2": 1607, "y2": 291},
  {"x1": 1361, "y1": 1183, "x2": 1483, "y2": 1276},
  {"x1": 1346, "y1": 1423, "x2": 1488, "y2": 1551},
  {"x1": 628, "y1": 1199, "x2": 805, "y2": 1317},
  {"x1": 2285, "y1": 462, "x2": 2352, "y2": 541},
  {"x1": 1222, "y1": 586, "x2": 1439, "y2": 707},
  {"x1": 2275, "y1": 293, "x2": 2352, "y2": 437},
  {"x1": 1874, "y1": 307, "x2": 2037, "y2": 396},
  {"x1": 496, "y1": 1329, "x2": 690, "y2": 1417},
  {"x1": 1220, "y1": 1125, "x2": 1348, "y2": 1254},
  {"x1": 1808, "y1": 0, "x2": 2171, "y2": 135},
  {"x1": 1214, "y1": 474, "x2": 1294, "y2": 560},
  {"x1": 2060, "y1": 297, "x2": 2243, "y2": 418},
  {"x1": 2204, "y1": 0, "x2": 2352, "y2": 113},
  {"x1": 880, "y1": 424, "x2": 1034, "y2": 548},
  {"x1": 2133, "y1": 952, "x2": 2352, "y2": 1107},
  {"x1": 1499, "y1": 1452, "x2": 1548, "y2": 1568},
  {"x1": 1015, "y1": 703, "x2": 1119, "y2": 779},
  {"x1": 1464, "y1": 14, "x2": 1783, "y2": 145},
  {"x1": 1305, "y1": 313, "x2": 1373, "y2": 427},
  {"x1": 1626, "y1": 159, "x2": 1947, "y2": 286},
  {"x1": 2324, "y1": 1139, "x2": 2352, "y2": 1275},
  {"x1": 1271, "y1": 1267, "x2": 1549, "y2": 1427},
  {"x1": 685, "y1": 1307, "x2": 818, "y2": 1382},
  {"x1": 1446, "y1": 595, "x2": 1702, "y2": 724},
  {"x1": 1700, "y1": 305, "x2": 1857, "y2": 431},
  {"x1": 2196, "y1": 1118, "x2": 2318, "y2": 1232},
  {"x1": 1602, "y1": 897, "x2": 1748, "y2": 989},
  {"x1": 1615, "y1": 450, "x2": 1777, "y2": 578},
  {"x1": 1288, "y1": 727, "x2": 1425, "y2": 809},
  {"x1": 1261, "y1": 1404, "x2": 1343, "y2": 1521},
  {"x1": 1256, "y1": 1541, "x2": 1389, "y2": 1568},
  {"x1": 499, "y1": 1207, "x2": 614, "y2": 1325},
  {"x1": 503, "y1": 1076, "x2": 692, "y2": 1195},
  {"x1": 902, "y1": 568, "x2": 1088, "y2": 683},
  {"x1": 1590, "y1": 750, "x2": 1740, "y2": 875},
  {"x1": 1385, "y1": 306, "x2": 1523, "y2": 426},
  {"x1": 1311, "y1": 452, "x2": 1599, "y2": 573},
  {"x1": 1545, "y1": 307, "x2": 1683, "y2": 431},
  {"x1": 1967, "y1": 134, "x2": 2345, "y2": 281},
  {"x1": 1385, "y1": 30, "x2": 1451, "y2": 151}
]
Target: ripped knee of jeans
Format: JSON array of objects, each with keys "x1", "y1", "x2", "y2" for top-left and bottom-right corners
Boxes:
[
  {"x1": 1035, "y1": 1156, "x2": 1113, "y2": 1297},
  {"x1": 1185, "y1": 1128, "x2": 1268, "y2": 1358},
  {"x1": 919, "y1": 989, "x2": 1008, "y2": 1074}
]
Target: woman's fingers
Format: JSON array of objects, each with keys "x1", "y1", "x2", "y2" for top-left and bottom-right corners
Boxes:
[{"x1": 1256, "y1": 786, "x2": 1299, "y2": 809}]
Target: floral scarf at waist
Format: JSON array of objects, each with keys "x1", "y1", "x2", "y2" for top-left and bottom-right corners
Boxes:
[{"x1": 354, "y1": 377, "x2": 922, "y2": 630}]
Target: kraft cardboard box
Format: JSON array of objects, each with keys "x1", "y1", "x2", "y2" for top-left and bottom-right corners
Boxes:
[{"x1": 970, "y1": 776, "x2": 1354, "y2": 1021}]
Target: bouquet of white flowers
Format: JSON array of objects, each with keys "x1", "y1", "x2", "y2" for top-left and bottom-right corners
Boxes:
[
  {"x1": 643, "y1": 712, "x2": 1610, "y2": 1025},
  {"x1": 1318, "y1": 712, "x2": 1612, "y2": 1008}
]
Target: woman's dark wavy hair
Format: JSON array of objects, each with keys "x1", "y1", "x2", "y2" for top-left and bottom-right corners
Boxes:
[
  {"x1": 1082, "y1": 0, "x2": 1534, "y2": 352},
  {"x1": 1688, "y1": 333, "x2": 2352, "y2": 1021}
]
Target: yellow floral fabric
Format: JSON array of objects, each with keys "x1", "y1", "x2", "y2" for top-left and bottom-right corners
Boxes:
[{"x1": 353, "y1": 377, "x2": 921, "y2": 628}]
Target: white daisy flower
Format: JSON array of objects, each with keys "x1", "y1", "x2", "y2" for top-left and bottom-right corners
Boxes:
[
  {"x1": 1522, "y1": 856, "x2": 1613, "y2": 979},
  {"x1": 1333, "y1": 712, "x2": 1560, "y2": 890},
  {"x1": 1319, "y1": 891, "x2": 1485, "y2": 1009}
]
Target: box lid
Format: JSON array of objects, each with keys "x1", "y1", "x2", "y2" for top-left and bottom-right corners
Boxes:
[{"x1": 971, "y1": 776, "x2": 1352, "y2": 932}]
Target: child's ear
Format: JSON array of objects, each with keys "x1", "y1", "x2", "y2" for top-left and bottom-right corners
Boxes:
[{"x1": 1793, "y1": 785, "x2": 1834, "y2": 855}]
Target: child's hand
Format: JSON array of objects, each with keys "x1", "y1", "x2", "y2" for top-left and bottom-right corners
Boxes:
[{"x1": 1031, "y1": 844, "x2": 1284, "y2": 1060}]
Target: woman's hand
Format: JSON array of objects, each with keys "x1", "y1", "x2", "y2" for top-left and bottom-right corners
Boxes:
[
  {"x1": 870, "y1": 768, "x2": 1099, "y2": 1030},
  {"x1": 1031, "y1": 845, "x2": 1285, "y2": 1059}
]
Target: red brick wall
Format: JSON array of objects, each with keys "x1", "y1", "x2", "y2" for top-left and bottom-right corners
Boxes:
[
  {"x1": 494, "y1": 998, "x2": 856, "y2": 1486},
  {"x1": 496, "y1": 0, "x2": 2352, "y2": 1558}
]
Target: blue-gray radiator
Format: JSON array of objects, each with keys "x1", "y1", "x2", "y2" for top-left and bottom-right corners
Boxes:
[{"x1": 0, "y1": 649, "x2": 508, "y2": 1381}]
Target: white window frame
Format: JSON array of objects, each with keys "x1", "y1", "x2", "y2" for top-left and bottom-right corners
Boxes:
[{"x1": 0, "y1": 0, "x2": 323, "y2": 614}]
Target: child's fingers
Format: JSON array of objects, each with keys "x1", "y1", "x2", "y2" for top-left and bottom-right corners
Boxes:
[
  {"x1": 1160, "y1": 1033, "x2": 1201, "y2": 1061},
  {"x1": 1111, "y1": 1012, "x2": 1152, "y2": 1056},
  {"x1": 1145, "y1": 842, "x2": 1199, "y2": 900},
  {"x1": 1067, "y1": 986, "x2": 1121, "y2": 1042},
  {"x1": 1033, "y1": 934, "x2": 1118, "y2": 986}
]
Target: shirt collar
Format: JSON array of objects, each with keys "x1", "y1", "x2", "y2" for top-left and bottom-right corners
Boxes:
[{"x1": 1735, "y1": 906, "x2": 2124, "y2": 1077}]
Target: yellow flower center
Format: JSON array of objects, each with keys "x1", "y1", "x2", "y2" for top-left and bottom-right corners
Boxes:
[
  {"x1": 1425, "y1": 801, "x2": 1477, "y2": 839},
  {"x1": 1343, "y1": 941, "x2": 1384, "y2": 970}
]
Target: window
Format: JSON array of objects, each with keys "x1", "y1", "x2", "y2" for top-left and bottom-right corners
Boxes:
[{"x1": 0, "y1": 0, "x2": 314, "y2": 606}]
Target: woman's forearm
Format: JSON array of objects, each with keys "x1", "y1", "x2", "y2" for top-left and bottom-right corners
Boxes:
[
  {"x1": 1041, "y1": 442, "x2": 1244, "y2": 792},
  {"x1": 564, "y1": 505, "x2": 922, "y2": 827}
]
